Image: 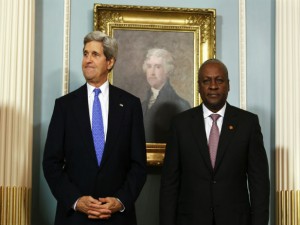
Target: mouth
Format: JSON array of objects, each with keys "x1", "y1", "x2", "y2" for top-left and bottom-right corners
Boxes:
[
  {"x1": 148, "y1": 77, "x2": 157, "y2": 80},
  {"x1": 207, "y1": 93, "x2": 219, "y2": 98},
  {"x1": 84, "y1": 66, "x2": 95, "y2": 71}
]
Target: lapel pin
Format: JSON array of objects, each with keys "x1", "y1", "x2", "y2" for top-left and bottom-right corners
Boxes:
[
  {"x1": 119, "y1": 103, "x2": 124, "y2": 107},
  {"x1": 229, "y1": 125, "x2": 234, "y2": 130}
]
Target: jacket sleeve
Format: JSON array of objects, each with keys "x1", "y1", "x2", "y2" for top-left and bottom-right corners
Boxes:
[
  {"x1": 113, "y1": 97, "x2": 147, "y2": 212},
  {"x1": 159, "y1": 121, "x2": 180, "y2": 225},
  {"x1": 43, "y1": 99, "x2": 81, "y2": 213},
  {"x1": 247, "y1": 115, "x2": 270, "y2": 225}
]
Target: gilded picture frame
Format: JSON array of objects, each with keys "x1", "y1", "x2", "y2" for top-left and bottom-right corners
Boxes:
[{"x1": 94, "y1": 4, "x2": 216, "y2": 166}]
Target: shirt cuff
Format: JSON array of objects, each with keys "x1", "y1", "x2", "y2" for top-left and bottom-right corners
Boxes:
[
  {"x1": 116, "y1": 198, "x2": 125, "y2": 212},
  {"x1": 73, "y1": 198, "x2": 80, "y2": 211}
]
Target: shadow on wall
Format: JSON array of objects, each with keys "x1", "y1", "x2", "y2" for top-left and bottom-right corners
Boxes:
[{"x1": 136, "y1": 166, "x2": 162, "y2": 225}]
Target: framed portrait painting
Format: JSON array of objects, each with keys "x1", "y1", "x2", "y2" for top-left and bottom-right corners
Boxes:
[{"x1": 94, "y1": 4, "x2": 216, "y2": 165}]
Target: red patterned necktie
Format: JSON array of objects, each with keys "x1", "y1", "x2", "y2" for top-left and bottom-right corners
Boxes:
[{"x1": 208, "y1": 114, "x2": 221, "y2": 168}]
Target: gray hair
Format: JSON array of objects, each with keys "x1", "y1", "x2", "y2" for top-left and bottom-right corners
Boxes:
[
  {"x1": 83, "y1": 31, "x2": 118, "y2": 61},
  {"x1": 142, "y1": 48, "x2": 175, "y2": 75}
]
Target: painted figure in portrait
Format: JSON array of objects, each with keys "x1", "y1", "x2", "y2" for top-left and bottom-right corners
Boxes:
[
  {"x1": 112, "y1": 30, "x2": 194, "y2": 144},
  {"x1": 141, "y1": 48, "x2": 191, "y2": 142}
]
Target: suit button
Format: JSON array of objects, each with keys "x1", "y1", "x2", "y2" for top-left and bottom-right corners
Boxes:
[{"x1": 212, "y1": 180, "x2": 217, "y2": 184}]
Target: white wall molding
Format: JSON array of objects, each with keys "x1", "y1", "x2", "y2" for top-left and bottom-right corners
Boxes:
[
  {"x1": 239, "y1": 0, "x2": 247, "y2": 110},
  {"x1": 62, "y1": 0, "x2": 71, "y2": 95}
]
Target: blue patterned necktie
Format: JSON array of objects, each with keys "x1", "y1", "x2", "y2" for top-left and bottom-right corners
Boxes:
[{"x1": 92, "y1": 88, "x2": 105, "y2": 166}]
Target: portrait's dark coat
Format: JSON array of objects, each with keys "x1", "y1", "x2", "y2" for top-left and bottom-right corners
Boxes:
[{"x1": 142, "y1": 81, "x2": 190, "y2": 143}]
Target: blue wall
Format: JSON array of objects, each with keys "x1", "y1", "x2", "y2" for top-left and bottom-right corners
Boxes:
[{"x1": 33, "y1": 0, "x2": 275, "y2": 224}]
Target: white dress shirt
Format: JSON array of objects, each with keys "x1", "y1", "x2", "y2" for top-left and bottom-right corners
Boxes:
[
  {"x1": 202, "y1": 103, "x2": 226, "y2": 142},
  {"x1": 87, "y1": 81, "x2": 109, "y2": 140}
]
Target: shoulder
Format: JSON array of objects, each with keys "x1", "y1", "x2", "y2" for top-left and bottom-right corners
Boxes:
[
  {"x1": 110, "y1": 84, "x2": 139, "y2": 99},
  {"x1": 177, "y1": 97, "x2": 191, "y2": 109},
  {"x1": 55, "y1": 84, "x2": 86, "y2": 104},
  {"x1": 162, "y1": 82, "x2": 191, "y2": 108},
  {"x1": 226, "y1": 104, "x2": 258, "y2": 119},
  {"x1": 225, "y1": 104, "x2": 261, "y2": 128},
  {"x1": 172, "y1": 105, "x2": 202, "y2": 123},
  {"x1": 109, "y1": 84, "x2": 141, "y2": 107}
]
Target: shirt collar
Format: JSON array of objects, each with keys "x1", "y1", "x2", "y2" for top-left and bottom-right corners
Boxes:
[
  {"x1": 150, "y1": 87, "x2": 160, "y2": 97},
  {"x1": 87, "y1": 81, "x2": 109, "y2": 98},
  {"x1": 202, "y1": 103, "x2": 227, "y2": 119}
]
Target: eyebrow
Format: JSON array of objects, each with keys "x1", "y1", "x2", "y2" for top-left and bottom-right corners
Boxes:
[
  {"x1": 83, "y1": 50, "x2": 100, "y2": 54},
  {"x1": 146, "y1": 62, "x2": 162, "y2": 66}
]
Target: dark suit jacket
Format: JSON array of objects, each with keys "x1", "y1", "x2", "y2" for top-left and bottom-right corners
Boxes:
[
  {"x1": 43, "y1": 84, "x2": 147, "y2": 225},
  {"x1": 142, "y1": 81, "x2": 190, "y2": 143},
  {"x1": 160, "y1": 103, "x2": 269, "y2": 225}
]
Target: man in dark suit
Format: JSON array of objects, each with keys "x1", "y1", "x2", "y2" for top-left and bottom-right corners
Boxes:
[
  {"x1": 43, "y1": 31, "x2": 147, "y2": 225},
  {"x1": 159, "y1": 59, "x2": 270, "y2": 225},
  {"x1": 141, "y1": 48, "x2": 190, "y2": 143}
]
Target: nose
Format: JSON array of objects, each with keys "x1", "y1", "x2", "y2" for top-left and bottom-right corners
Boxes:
[
  {"x1": 209, "y1": 80, "x2": 219, "y2": 89},
  {"x1": 84, "y1": 54, "x2": 92, "y2": 62},
  {"x1": 148, "y1": 67, "x2": 155, "y2": 75},
  {"x1": 151, "y1": 66, "x2": 158, "y2": 75}
]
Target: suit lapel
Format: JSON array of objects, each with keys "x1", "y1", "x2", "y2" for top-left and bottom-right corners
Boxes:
[
  {"x1": 191, "y1": 105, "x2": 213, "y2": 171},
  {"x1": 72, "y1": 84, "x2": 98, "y2": 164},
  {"x1": 99, "y1": 84, "x2": 125, "y2": 168},
  {"x1": 214, "y1": 104, "x2": 238, "y2": 171}
]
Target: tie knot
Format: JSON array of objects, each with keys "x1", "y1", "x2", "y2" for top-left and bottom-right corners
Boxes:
[
  {"x1": 210, "y1": 114, "x2": 221, "y2": 122},
  {"x1": 94, "y1": 88, "x2": 101, "y2": 97}
]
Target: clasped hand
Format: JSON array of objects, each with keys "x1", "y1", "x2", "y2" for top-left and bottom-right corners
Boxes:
[{"x1": 76, "y1": 196, "x2": 122, "y2": 219}]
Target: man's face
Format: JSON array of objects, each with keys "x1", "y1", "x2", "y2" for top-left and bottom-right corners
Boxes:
[
  {"x1": 145, "y1": 56, "x2": 168, "y2": 90},
  {"x1": 198, "y1": 62, "x2": 230, "y2": 112},
  {"x1": 82, "y1": 41, "x2": 114, "y2": 87}
]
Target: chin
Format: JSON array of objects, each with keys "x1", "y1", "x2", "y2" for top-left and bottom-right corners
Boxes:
[
  {"x1": 205, "y1": 102, "x2": 224, "y2": 112},
  {"x1": 84, "y1": 74, "x2": 96, "y2": 80}
]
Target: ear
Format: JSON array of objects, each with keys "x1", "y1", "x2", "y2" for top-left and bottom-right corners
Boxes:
[
  {"x1": 228, "y1": 80, "x2": 230, "y2": 91},
  {"x1": 107, "y1": 58, "x2": 115, "y2": 70}
]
